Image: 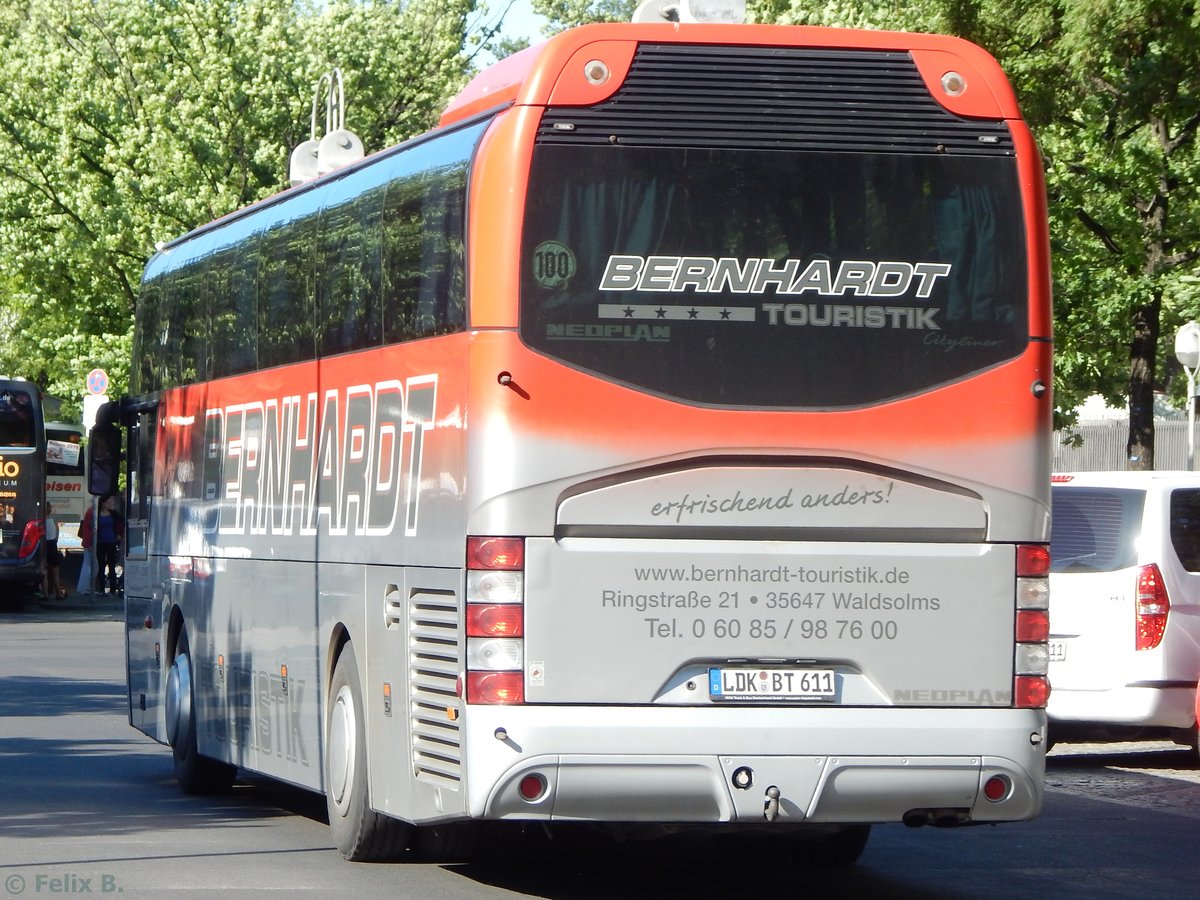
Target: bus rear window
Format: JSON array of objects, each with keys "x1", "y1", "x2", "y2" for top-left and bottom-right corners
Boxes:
[
  {"x1": 519, "y1": 146, "x2": 1028, "y2": 408},
  {"x1": 0, "y1": 387, "x2": 37, "y2": 447}
]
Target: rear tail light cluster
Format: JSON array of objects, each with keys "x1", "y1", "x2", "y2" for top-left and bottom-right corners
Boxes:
[
  {"x1": 464, "y1": 536, "x2": 525, "y2": 704},
  {"x1": 18, "y1": 520, "x2": 45, "y2": 560},
  {"x1": 1134, "y1": 563, "x2": 1169, "y2": 651},
  {"x1": 1014, "y1": 544, "x2": 1050, "y2": 708}
]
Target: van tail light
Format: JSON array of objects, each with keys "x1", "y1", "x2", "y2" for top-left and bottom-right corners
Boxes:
[
  {"x1": 18, "y1": 520, "x2": 45, "y2": 559},
  {"x1": 1135, "y1": 563, "x2": 1169, "y2": 651},
  {"x1": 464, "y1": 536, "x2": 525, "y2": 704},
  {"x1": 1014, "y1": 544, "x2": 1050, "y2": 708}
]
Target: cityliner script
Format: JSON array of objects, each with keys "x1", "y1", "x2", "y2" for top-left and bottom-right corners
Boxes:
[{"x1": 200, "y1": 375, "x2": 437, "y2": 538}]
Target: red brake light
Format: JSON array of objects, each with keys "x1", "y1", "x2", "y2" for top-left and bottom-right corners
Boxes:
[
  {"x1": 1135, "y1": 564, "x2": 1169, "y2": 651},
  {"x1": 466, "y1": 671, "x2": 525, "y2": 704},
  {"x1": 468, "y1": 536, "x2": 524, "y2": 570},
  {"x1": 1017, "y1": 544, "x2": 1050, "y2": 577},
  {"x1": 466, "y1": 604, "x2": 525, "y2": 637},
  {"x1": 1016, "y1": 609, "x2": 1050, "y2": 643},
  {"x1": 18, "y1": 520, "x2": 44, "y2": 559},
  {"x1": 1014, "y1": 675, "x2": 1050, "y2": 708}
]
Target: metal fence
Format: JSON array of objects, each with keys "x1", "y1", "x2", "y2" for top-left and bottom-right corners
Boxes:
[{"x1": 1053, "y1": 420, "x2": 1197, "y2": 472}]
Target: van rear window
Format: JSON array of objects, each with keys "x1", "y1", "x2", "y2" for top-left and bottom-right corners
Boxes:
[
  {"x1": 1169, "y1": 489, "x2": 1200, "y2": 572},
  {"x1": 1050, "y1": 488, "x2": 1143, "y2": 573}
]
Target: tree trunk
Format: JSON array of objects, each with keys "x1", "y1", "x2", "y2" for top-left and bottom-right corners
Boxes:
[
  {"x1": 1128, "y1": 125, "x2": 1172, "y2": 472},
  {"x1": 1127, "y1": 293, "x2": 1161, "y2": 470}
]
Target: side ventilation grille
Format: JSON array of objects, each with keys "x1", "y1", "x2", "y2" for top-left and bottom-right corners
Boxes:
[{"x1": 407, "y1": 587, "x2": 463, "y2": 787}]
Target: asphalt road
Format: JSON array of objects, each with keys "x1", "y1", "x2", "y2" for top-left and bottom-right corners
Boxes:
[{"x1": 2, "y1": 604, "x2": 1198, "y2": 899}]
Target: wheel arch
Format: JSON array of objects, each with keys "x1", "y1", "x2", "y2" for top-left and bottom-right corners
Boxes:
[
  {"x1": 326, "y1": 623, "x2": 353, "y2": 700},
  {"x1": 165, "y1": 603, "x2": 186, "y2": 662}
]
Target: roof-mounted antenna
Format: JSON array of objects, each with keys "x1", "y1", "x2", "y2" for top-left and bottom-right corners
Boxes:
[{"x1": 289, "y1": 68, "x2": 365, "y2": 187}]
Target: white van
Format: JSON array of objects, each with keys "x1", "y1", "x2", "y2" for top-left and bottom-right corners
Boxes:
[{"x1": 1048, "y1": 472, "x2": 1200, "y2": 756}]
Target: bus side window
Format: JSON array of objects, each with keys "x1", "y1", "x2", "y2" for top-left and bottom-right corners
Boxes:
[
  {"x1": 166, "y1": 255, "x2": 210, "y2": 388},
  {"x1": 259, "y1": 199, "x2": 318, "y2": 369},
  {"x1": 209, "y1": 240, "x2": 259, "y2": 379},
  {"x1": 125, "y1": 410, "x2": 156, "y2": 560},
  {"x1": 318, "y1": 182, "x2": 385, "y2": 356},
  {"x1": 133, "y1": 277, "x2": 162, "y2": 394},
  {"x1": 382, "y1": 127, "x2": 477, "y2": 343},
  {"x1": 87, "y1": 424, "x2": 121, "y2": 497}
]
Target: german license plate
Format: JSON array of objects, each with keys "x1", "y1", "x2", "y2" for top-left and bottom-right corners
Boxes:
[
  {"x1": 708, "y1": 667, "x2": 836, "y2": 701},
  {"x1": 1048, "y1": 640, "x2": 1067, "y2": 662}
]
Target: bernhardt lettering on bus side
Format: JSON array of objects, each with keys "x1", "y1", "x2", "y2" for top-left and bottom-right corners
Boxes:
[{"x1": 199, "y1": 375, "x2": 437, "y2": 539}]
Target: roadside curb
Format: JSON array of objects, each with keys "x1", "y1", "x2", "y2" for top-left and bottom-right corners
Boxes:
[{"x1": 32, "y1": 593, "x2": 124, "y2": 614}]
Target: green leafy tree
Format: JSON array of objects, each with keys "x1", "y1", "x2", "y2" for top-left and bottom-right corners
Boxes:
[
  {"x1": 531, "y1": 0, "x2": 633, "y2": 31},
  {"x1": 1034, "y1": 3, "x2": 1200, "y2": 469},
  {"x1": 764, "y1": 1, "x2": 1200, "y2": 469},
  {"x1": 0, "y1": 0, "x2": 481, "y2": 415}
]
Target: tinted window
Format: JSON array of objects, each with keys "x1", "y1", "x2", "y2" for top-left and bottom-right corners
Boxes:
[
  {"x1": 381, "y1": 127, "x2": 475, "y2": 342},
  {"x1": 135, "y1": 119, "x2": 487, "y2": 392},
  {"x1": 163, "y1": 252, "x2": 209, "y2": 387},
  {"x1": 318, "y1": 172, "x2": 386, "y2": 356},
  {"x1": 133, "y1": 276, "x2": 161, "y2": 396},
  {"x1": 258, "y1": 195, "x2": 319, "y2": 370},
  {"x1": 1050, "y1": 487, "x2": 1144, "y2": 573},
  {"x1": 0, "y1": 387, "x2": 37, "y2": 447},
  {"x1": 520, "y1": 146, "x2": 1028, "y2": 408},
  {"x1": 210, "y1": 231, "x2": 260, "y2": 379},
  {"x1": 1169, "y1": 488, "x2": 1200, "y2": 572}
]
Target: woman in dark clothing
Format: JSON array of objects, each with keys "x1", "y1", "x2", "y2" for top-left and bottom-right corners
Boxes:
[{"x1": 81, "y1": 496, "x2": 123, "y2": 594}]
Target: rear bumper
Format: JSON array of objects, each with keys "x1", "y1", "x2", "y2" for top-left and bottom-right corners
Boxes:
[
  {"x1": 463, "y1": 706, "x2": 1046, "y2": 825},
  {"x1": 0, "y1": 556, "x2": 41, "y2": 583},
  {"x1": 1047, "y1": 684, "x2": 1196, "y2": 730}
]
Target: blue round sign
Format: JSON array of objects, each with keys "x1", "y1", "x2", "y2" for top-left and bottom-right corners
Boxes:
[{"x1": 86, "y1": 368, "x2": 109, "y2": 396}]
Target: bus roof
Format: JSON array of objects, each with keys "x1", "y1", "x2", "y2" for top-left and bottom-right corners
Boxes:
[
  {"x1": 143, "y1": 22, "x2": 1021, "y2": 269},
  {"x1": 439, "y1": 22, "x2": 1022, "y2": 127}
]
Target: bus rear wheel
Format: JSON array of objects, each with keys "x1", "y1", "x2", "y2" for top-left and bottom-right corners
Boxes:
[
  {"x1": 166, "y1": 628, "x2": 237, "y2": 794},
  {"x1": 325, "y1": 642, "x2": 411, "y2": 860}
]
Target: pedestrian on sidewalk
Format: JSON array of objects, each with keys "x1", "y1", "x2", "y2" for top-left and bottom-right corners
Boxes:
[
  {"x1": 43, "y1": 502, "x2": 65, "y2": 599},
  {"x1": 81, "y1": 496, "x2": 123, "y2": 594}
]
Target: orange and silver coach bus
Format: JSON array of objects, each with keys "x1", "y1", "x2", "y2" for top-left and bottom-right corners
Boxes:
[{"x1": 91, "y1": 18, "x2": 1053, "y2": 864}]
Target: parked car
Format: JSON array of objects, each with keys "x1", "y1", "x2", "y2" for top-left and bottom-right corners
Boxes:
[{"x1": 1048, "y1": 472, "x2": 1200, "y2": 760}]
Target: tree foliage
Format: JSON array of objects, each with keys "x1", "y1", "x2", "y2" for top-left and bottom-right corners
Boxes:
[
  {"x1": 3, "y1": 0, "x2": 1199, "y2": 469},
  {"x1": 531, "y1": 0, "x2": 634, "y2": 31},
  {"x1": 761, "y1": 1, "x2": 1200, "y2": 467},
  {"x1": 0, "y1": 0, "x2": 480, "y2": 416}
]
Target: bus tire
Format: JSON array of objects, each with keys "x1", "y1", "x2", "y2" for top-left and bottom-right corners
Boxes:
[
  {"x1": 326, "y1": 643, "x2": 411, "y2": 860},
  {"x1": 167, "y1": 628, "x2": 237, "y2": 795}
]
